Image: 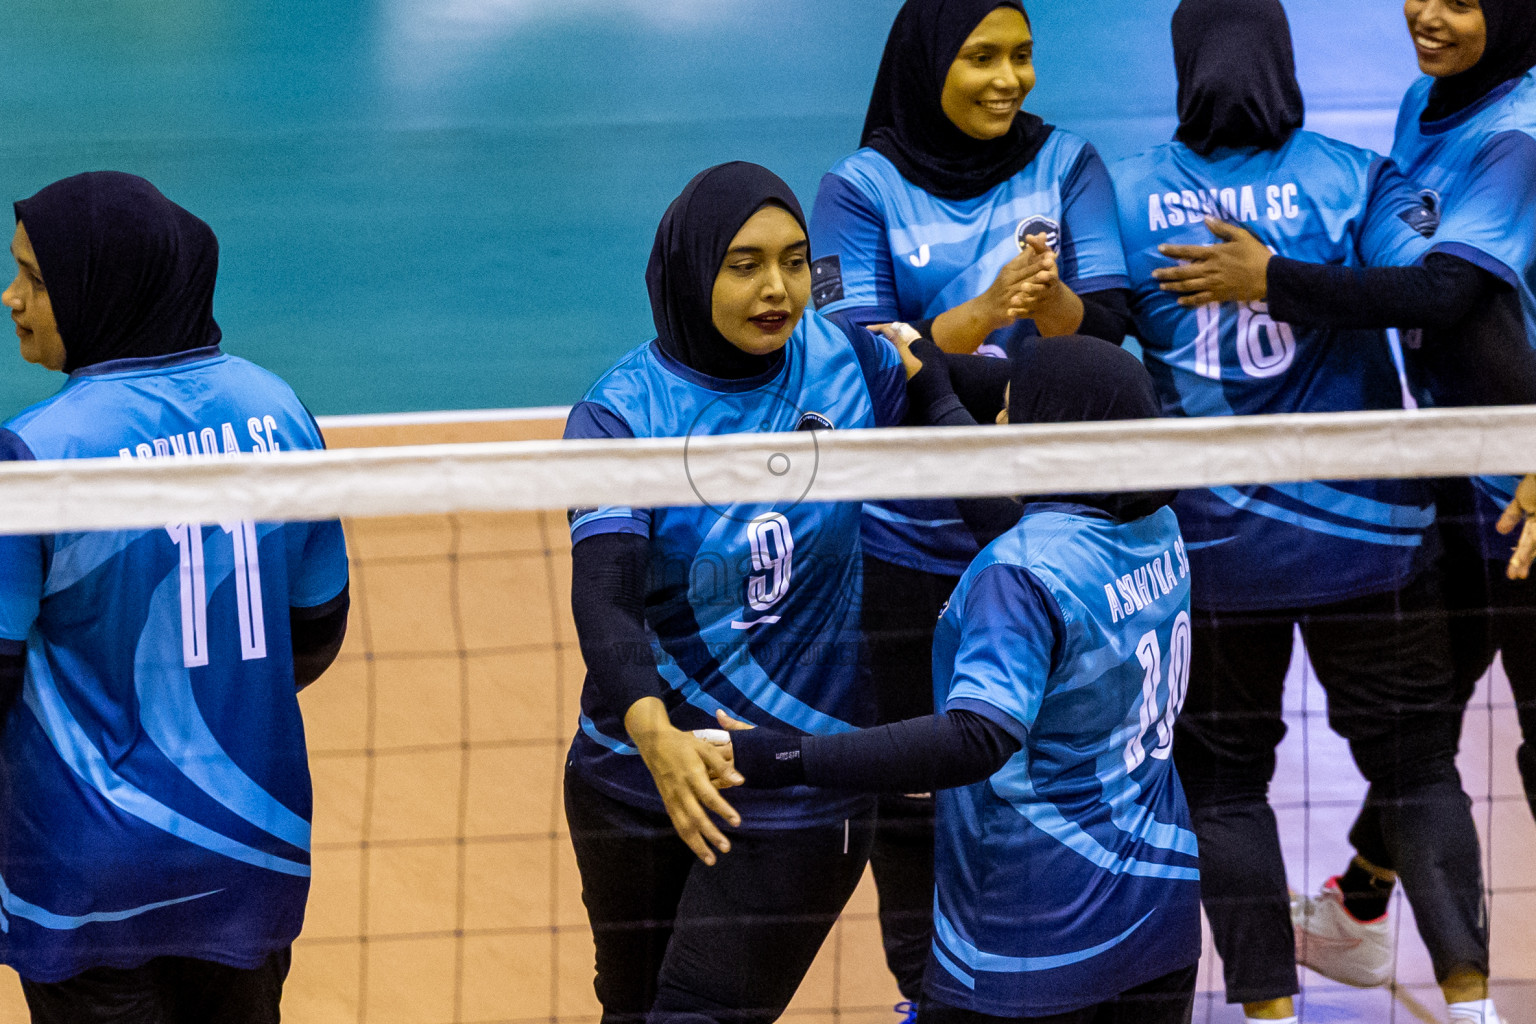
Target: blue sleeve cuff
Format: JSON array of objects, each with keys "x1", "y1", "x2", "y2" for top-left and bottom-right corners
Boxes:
[
  {"x1": 944, "y1": 696, "x2": 1030, "y2": 744},
  {"x1": 1069, "y1": 274, "x2": 1132, "y2": 295},
  {"x1": 564, "y1": 400, "x2": 636, "y2": 442},
  {"x1": 571, "y1": 513, "x2": 650, "y2": 546},
  {"x1": 0, "y1": 428, "x2": 36, "y2": 463},
  {"x1": 1426, "y1": 242, "x2": 1520, "y2": 292}
]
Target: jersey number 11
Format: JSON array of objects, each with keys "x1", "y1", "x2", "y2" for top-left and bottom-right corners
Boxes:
[{"x1": 167, "y1": 521, "x2": 268, "y2": 668}]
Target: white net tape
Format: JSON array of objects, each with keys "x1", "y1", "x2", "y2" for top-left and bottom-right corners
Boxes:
[{"x1": 11, "y1": 405, "x2": 1536, "y2": 533}]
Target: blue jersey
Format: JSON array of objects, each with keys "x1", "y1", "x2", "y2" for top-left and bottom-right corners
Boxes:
[
  {"x1": 926, "y1": 503, "x2": 1200, "y2": 1017},
  {"x1": 810, "y1": 132, "x2": 1130, "y2": 577},
  {"x1": 564, "y1": 312, "x2": 905, "y2": 828},
  {"x1": 0, "y1": 348, "x2": 348, "y2": 983},
  {"x1": 1393, "y1": 72, "x2": 1536, "y2": 560},
  {"x1": 1113, "y1": 133, "x2": 1439, "y2": 610}
]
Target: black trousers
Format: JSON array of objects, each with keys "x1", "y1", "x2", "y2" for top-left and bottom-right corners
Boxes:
[
  {"x1": 21, "y1": 949, "x2": 291, "y2": 1024},
  {"x1": 1352, "y1": 489, "x2": 1536, "y2": 868},
  {"x1": 565, "y1": 769, "x2": 874, "y2": 1024},
  {"x1": 861, "y1": 554, "x2": 961, "y2": 1002},
  {"x1": 916, "y1": 963, "x2": 1197, "y2": 1024},
  {"x1": 1173, "y1": 571, "x2": 1487, "y2": 1003}
]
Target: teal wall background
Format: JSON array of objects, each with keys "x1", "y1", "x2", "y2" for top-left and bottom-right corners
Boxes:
[{"x1": 0, "y1": 0, "x2": 1421, "y2": 414}]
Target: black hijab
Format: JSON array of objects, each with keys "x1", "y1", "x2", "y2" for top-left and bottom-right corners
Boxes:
[
  {"x1": 14, "y1": 171, "x2": 221, "y2": 374},
  {"x1": 646, "y1": 162, "x2": 806, "y2": 381},
  {"x1": 1172, "y1": 0, "x2": 1305, "y2": 155},
  {"x1": 861, "y1": 0, "x2": 1053, "y2": 201},
  {"x1": 1422, "y1": 0, "x2": 1536, "y2": 123},
  {"x1": 1008, "y1": 336, "x2": 1176, "y2": 521}
]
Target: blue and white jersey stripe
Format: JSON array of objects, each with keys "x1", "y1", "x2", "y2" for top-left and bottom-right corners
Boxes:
[
  {"x1": 811, "y1": 132, "x2": 1129, "y2": 577},
  {"x1": 563, "y1": 311, "x2": 905, "y2": 828},
  {"x1": 1393, "y1": 71, "x2": 1536, "y2": 561},
  {"x1": 1113, "y1": 131, "x2": 1440, "y2": 610},
  {"x1": 0, "y1": 349, "x2": 347, "y2": 982},
  {"x1": 925, "y1": 503, "x2": 1201, "y2": 1017}
]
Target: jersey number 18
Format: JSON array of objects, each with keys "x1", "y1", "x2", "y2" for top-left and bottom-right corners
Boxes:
[{"x1": 1194, "y1": 301, "x2": 1297, "y2": 380}]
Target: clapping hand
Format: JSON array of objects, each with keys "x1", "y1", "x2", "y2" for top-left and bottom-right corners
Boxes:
[{"x1": 1005, "y1": 233, "x2": 1059, "y2": 320}]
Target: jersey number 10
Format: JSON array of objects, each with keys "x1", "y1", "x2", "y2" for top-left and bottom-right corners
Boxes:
[
  {"x1": 167, "y1": 521, "x2": 268, "y2": 668},
  {"x1": 1123, "y1": 611, "x2": 1193, "y2": 774}
]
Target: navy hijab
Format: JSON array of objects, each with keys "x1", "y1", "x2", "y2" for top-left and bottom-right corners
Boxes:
[
  {"x1": 14, "y1": 172, "x2": 221, "y2": 374},
  {"x1": 647, "y1": 162, "x2": 807, "y2": 381},
  {"x1": 861, "y1": 0, "x2": 1053, "y2": 201},
  {"x1": 1422, "y1": 0, "x2": 1536, "y2": 123},
  {"x1": 1172, "y1": 0, "x2": 1305, "y2": 155},
  {"x1": 1007, "y1": 336, "x2": 1175, "y2": 521}
]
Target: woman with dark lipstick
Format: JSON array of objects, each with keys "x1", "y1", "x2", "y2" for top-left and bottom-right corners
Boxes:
[
  {"x1": 561, "y1": 162, "x2": 908, "y2": 1024},
  {"x1": 806, "y1": 1, "x2": 1134, "y2": 1003}
]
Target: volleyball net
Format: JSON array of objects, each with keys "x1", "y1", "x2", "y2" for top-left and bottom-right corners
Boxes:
[{"x1": 1, "y1": 407, "x2": 1533, "y2": 1023}]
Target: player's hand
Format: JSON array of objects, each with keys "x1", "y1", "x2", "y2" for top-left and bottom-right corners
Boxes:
[
  {"x1": 1497, "y1": 474, "x2": 1536, "y2": 580},
  {"x1": 1005, "y1": 234, "x2": 1060, "y2": 319},
  {"x1": 932, "y1": 244, "x2": 1056, "y2": 352},
  {"x1": 1154, "y1": 218, "x2": 1271, "y2": 307},
  {"x1": 977, "y1": 248, "x2": 1051, "y2": 330},
  {"x1": 709, "y1": 710, "x2": 757, "y2": 783},
  {"x1": 625, "y1": 697, "x2": 742, "y2": 864},
  {"x1": 869, "y1": 322, "x2": 925, "y2": 379}
]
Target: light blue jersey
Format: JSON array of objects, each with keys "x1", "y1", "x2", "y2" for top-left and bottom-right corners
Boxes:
[
  {"x1": 564, "y1": 312, "x2": 905, "y2": 828},
  {"x1": 1393, "y1": 71, "x2": 1536, "y2": 558},
  {"x1": 1114, "y1": 133, "x2": 1439, "y2": 610},
  {"x1": 811, "y1": 132, "x2": 1130, "y2": 576},
  {"x1": 0, "y1": 348, "x2": 348, "y2": 982},
  {"x1": 926, "y1": 503, "x2": 1200, "y2": 1017}
]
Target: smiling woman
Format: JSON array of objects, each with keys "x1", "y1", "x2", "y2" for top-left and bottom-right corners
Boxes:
[
  {"x1": 938, "y1": 7, "x2": 1036, "y2": 143},
  {"x1": 803, "y1": 1, "x2": 1137, "y2": 999}
]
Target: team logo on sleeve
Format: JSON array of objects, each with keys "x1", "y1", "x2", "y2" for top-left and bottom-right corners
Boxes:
[
  {"x1": 1400, "y1": 190, "x2": 1441, "y2": 238},
  {"x1": 795, "y1": 412, "x2": 834, "y2": 431},
  {"x1": 1016, "y1": 216, "x2": 1061, "y2": 254},
  {"x1": 811, "y1": 255, "x2": 844, "y2": 308}
]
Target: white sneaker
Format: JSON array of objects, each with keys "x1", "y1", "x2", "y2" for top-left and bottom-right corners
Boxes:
[
  {"x1": 1448, "y1": 999, "x2": 1504, "y2": 1024},
  {"x1": 1290, "y1": 876, "x2": 1395, "y2": 987}
]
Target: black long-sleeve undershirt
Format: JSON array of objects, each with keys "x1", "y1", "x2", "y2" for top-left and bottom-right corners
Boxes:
[
  {"x1": 1266, "y1": 251, "x2": 1502, "y2": 330},
  {"x1": 731, "y1": 709, "x2": 1021, "y2": 793},
  {"x1": 1077, "y1": 287, "x2": 1134, "y2": 344},
  {"x1": 904, "y1": 339, "x2": 1024, "y2": 546},
  {"x1": 569, "y1": 531, "x2": 668, "y2": 716},
  {"x1": 292, "y1": 585, "x2": 351, "y2": 690},
  {"x1": 0, "y1": 639, "x2": 21, "y2": 723}
]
